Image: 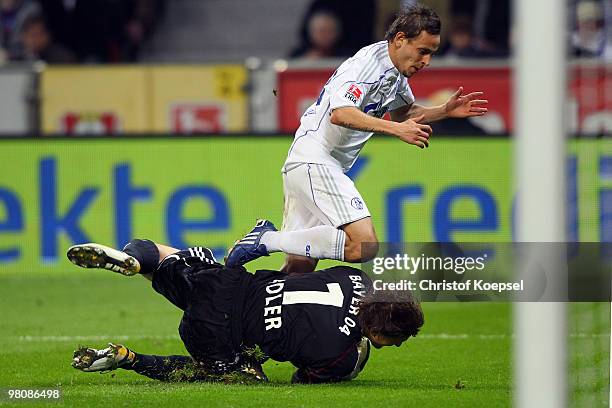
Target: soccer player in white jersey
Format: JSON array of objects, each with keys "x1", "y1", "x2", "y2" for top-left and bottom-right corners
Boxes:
[{"x1": 226, "y1": 5, "x2": 488, "y2": 273}]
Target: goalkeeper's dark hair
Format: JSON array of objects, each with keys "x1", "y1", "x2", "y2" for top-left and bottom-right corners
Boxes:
[
  {"x1": 357, "y1": 290, "x2": 424, "y2": 338},
  {"x1": 385, "y1": 5, "x2": 441, "y2": 41}
]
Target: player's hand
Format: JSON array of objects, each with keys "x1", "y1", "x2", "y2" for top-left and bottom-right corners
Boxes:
[
  {"x1": 395, "y1": 114, "x2": 432, "y2": 149},
  {"x1": 445, "y1": 87, "x2": 488, "y2": 118}
]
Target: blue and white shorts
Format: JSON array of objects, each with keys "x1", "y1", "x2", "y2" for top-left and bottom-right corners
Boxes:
[{"x1": 281, "y1": 163, "x2": 371, "y2": 231}]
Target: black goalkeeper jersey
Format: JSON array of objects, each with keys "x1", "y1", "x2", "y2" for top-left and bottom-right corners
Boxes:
[
  {"x1": 151, "y1": 246, "x2": 373, "y2": 383},
  {"x1": 241, "y1": 266, "x2": 373, "y2": 383}
]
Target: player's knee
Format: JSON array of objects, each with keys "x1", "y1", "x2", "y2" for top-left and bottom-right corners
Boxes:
[
  {"x1": 124, "y1": 238, "x2": 160, "y2": 274},
  {"x1": 362, "y1": 240, "x2": 380, "y2": 262},
  {"x1": 344, "y1": 237, "x2": 379, "y2": 263},
  {"x1": 282, "y1": 256, "x2": 318, "y2": 274},
  {"x1": 341, "y1": 218, "x2": 378, "y2": 263}
]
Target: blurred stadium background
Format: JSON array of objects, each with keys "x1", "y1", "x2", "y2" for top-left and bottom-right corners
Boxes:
[{"x1": 0, "y1": 0, "x2": 610, "y2": 406}]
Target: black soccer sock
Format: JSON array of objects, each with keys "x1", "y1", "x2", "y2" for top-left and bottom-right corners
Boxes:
[
  {"x1": 123, "y1": 353, "x2": 201, "y2": 382},
  {"x1": 122, "y1": 239, "x2": 159, "y2": 275}
]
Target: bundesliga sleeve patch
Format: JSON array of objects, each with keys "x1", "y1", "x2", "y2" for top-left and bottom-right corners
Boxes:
[{"x1": 343, "y1": 84, "x2": 364, "y2": 105}]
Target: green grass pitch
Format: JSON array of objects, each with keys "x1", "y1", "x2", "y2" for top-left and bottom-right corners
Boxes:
[{"x1": 0, "y1": 271, "x2": 607, "y2": 407}]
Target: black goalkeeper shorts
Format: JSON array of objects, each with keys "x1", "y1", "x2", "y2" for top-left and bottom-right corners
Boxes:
[{"x1": 151, "y1": 248, "x2": 252, "y2": 363}]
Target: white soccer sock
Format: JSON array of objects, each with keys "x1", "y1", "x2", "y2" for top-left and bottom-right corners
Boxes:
[{"x1": 261, "y1": 226, "x2": 345, "y2": 261}]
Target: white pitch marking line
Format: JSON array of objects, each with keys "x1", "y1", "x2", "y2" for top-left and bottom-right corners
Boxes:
[
  {"x1": 9, "y1": 333, "x2": 609, "y2": 342},
  {"x1": 14, "y1": 334, "x2": 180, "y2": 342},
  {"x1": 420, "y1": 333, "x2": 609, "y2": 340}
]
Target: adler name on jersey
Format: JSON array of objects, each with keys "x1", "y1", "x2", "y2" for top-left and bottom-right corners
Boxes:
[{"x1": 264, "y1": 279, "x2": 285, "y2": 330}]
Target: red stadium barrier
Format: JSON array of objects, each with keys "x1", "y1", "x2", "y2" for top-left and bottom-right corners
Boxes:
[{"x1": 277, "y1": 65, "x2": 612, "y2": 135}]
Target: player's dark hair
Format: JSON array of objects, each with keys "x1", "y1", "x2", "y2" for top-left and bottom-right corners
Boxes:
[
  {"x1": 385, "y1": 5, "x2": 441, "y2": 41},
  {"x1": 357, "y1": 290, "x2": 424, "y2": 338}
]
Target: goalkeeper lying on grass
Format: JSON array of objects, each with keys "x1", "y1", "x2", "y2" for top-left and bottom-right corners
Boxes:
[{"x1": 67, "y1": 239, "x2": 423, "y2": 384}]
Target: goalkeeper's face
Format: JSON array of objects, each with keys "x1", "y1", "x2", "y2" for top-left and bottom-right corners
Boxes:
[{"x1": 367, "y1": 333, "x2": 409, "y2": 349}]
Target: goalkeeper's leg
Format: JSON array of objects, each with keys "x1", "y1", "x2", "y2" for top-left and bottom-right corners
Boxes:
[
  {"x1": 72, "y1": 343, "x2": 136, "y2": 372},
  {"x1": 72, "y1": 343, "x2": 193, "y2": 380},
  {"x1": 67, "y1": 240, "x2": 179, "y2": 281},
  {"x1": 72, "y1": 344, "x2": 268, "y2": 383}
]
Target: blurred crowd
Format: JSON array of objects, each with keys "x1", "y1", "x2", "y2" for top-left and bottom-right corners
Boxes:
[
  {"x1": 570, "y1": 0, "x2": 611, "y2": 58},
  {"x1": 0, "y1": 0, "x2": 165, "y2": 64},
  {"x1": 0, "y1": 0, "x2": 609, "y2": 65},
  {"x1": 290, "y1": 0, "x2": 611, "y2": 60},
  {"x1": 290, "y1": 0, "x2": 512, "y2": 59}
]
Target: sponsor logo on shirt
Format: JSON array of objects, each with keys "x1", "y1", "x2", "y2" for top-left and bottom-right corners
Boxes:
[{"x1": 344, "y1": 84, "x2": 363, "y2": 104}]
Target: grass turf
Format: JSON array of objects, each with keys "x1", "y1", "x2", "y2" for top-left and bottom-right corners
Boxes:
[{"x1": 0, "y1": 271, "x2": 607, "y2": 407}]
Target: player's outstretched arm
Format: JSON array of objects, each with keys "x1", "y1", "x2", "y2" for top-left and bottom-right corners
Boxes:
[
  {"x1": 331, "y1": 106, "x2": 432, "y2": 149},
  {"x1": 391, "y1": 103, "x2": 446, "y2": 124},
  {"x1": 391, "y1": 87, "x2": 488, "y2": 124},
  {"x1": 331, "y1": 106, "x2": 401, "y2": 134},
  {"x1": 443, "y1": 87, "x2": 488, "y2": 119}
]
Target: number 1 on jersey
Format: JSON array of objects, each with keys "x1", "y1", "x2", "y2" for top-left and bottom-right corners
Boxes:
[{"x1": 282, "y1": 283, "x2": 344, "y2": 307}]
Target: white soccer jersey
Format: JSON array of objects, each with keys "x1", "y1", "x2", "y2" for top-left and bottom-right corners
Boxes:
[{"x1": 284, "y1": 41, "x2": 415, "y2": 173}]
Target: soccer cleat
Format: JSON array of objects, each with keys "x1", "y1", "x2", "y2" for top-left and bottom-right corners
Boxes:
[
  {"x1": 237, "y1": 360, "x2": 269, "y2": 383},
  {"x1": 225, "y1": 219, "x2": 277, "y2": 268},
  {"x1": 72, "y1": 343, "x2": 135, "y2": 372},
  {"x1": 67, "y1": 243, "x2": 140, "y2": 276}
]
